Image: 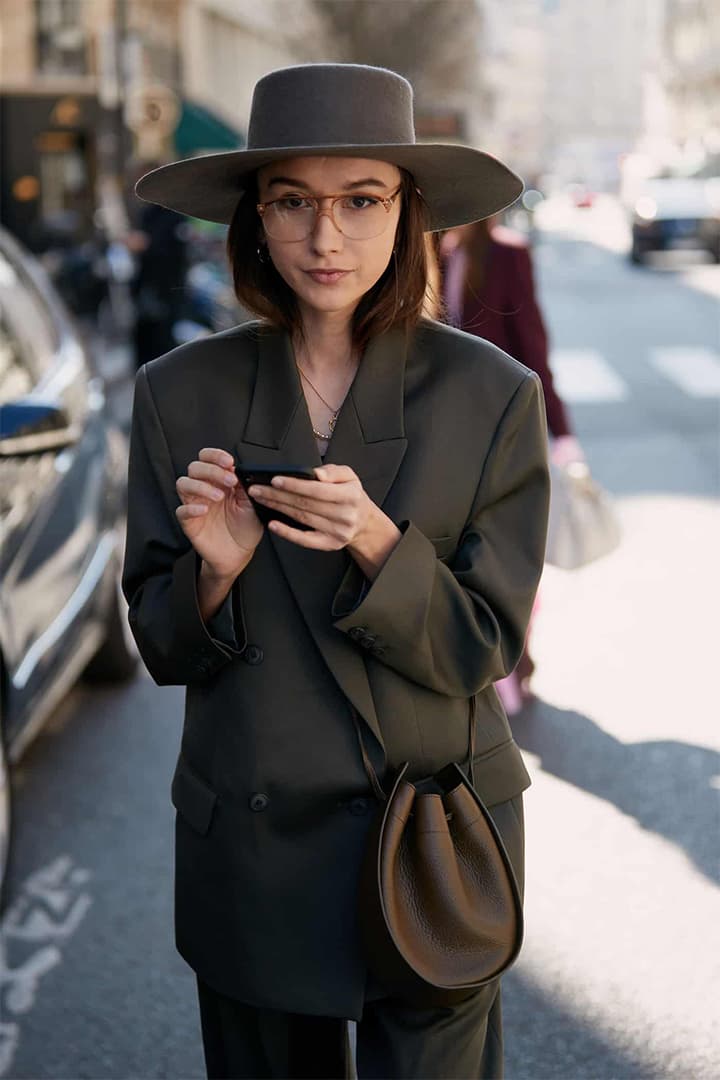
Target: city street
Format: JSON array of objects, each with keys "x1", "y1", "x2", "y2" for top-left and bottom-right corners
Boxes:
[{"x1": 2, "y1": 204, "x2": 718, "y2": 1079}]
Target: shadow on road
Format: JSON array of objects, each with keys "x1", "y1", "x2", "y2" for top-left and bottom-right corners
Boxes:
[
  {"x1": 503, "y1": 967, "x2": 656, "y2": 1080},
  {"x1": 511, "y1": 699, "x2": 720, "y2": 886}
]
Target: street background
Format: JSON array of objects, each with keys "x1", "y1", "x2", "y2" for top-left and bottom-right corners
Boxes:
[{"x1": 1, "y1": 1, "x2": 719, "y2": 1078}]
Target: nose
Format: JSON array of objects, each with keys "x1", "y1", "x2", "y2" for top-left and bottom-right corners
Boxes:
[{"x1": 311, "y1": 205, "x2": 343, "y2": 252}]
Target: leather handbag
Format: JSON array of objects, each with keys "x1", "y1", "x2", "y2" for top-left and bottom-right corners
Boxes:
[
  {"x1": 351, "y1": 699, "x2": 524, "y2": 1007},
  {"x1": 546, "y1": 461, "x2": 621, "y2": 570}
]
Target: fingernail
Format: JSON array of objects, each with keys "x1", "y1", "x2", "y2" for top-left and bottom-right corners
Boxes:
[
  {"x1": 223, "y1": 473, "x2": 237, "y2": 485},
  {"x1": 211, "y1": 489, "x2": 223, "y2": 500}
]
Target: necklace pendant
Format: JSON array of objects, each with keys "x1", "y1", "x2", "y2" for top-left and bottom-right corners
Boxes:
[{"x1": 328, "y1": 413, "x2": 338, "y2": 433}]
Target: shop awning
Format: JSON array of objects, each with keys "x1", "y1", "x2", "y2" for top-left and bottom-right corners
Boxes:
[{"x1": 174, "y1": 99, "x2": 244, "y2": 156}]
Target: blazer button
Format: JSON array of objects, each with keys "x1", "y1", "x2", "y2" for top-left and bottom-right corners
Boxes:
[
  {"x1": 243, "y1": 644, "x2": 264, "y2": 665},
  {"x1": 348, "y1": 797, "x2": 369, "y2": 816},
  {"x1": 348, "y1": 626, "x2": 368, "y2": 642},
  {"x1": 359, "y1": 633, "x2": 376, "y2": 650},
  {"x1": 249, "y1": 793, "x2": 270, "y2": 812}
]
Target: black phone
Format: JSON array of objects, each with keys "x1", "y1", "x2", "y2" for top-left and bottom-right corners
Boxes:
[{"x1": 236, "y1": 464, "x2": 317, "y2": 532}]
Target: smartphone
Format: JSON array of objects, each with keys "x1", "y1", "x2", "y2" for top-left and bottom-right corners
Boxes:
[{"x1": 236, "y1": 464, "x2": 317, "y2": 532}]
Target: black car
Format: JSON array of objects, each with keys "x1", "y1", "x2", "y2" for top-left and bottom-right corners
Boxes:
[
  {"x1": 0, "y1": 226, "x2": 138, "y2": 904},
  {"x1": 629, "y1": 177, "x2": 720, "y2": 264}
]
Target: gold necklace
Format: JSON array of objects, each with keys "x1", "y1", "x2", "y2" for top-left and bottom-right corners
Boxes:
[{"x1": 296, "y1": 359, "x2": 355, "y2": 440}]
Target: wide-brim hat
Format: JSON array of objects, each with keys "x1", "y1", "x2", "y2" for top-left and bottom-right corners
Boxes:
[{"x1": 135, "y1": 63, "x2": 524, "y2": 232}]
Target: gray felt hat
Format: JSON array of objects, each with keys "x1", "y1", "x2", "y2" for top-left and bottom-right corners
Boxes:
[{"x1": 135, "y1": 63, "x2": 524, "y2": 231}]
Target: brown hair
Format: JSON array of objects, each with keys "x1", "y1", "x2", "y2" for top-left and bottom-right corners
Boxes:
[
  {"x1": 457, "y1": 218, "x2": 492, "y2": 299},
  {"x1": 225, "y1": 168, "x2": 430, "y2": 351}
]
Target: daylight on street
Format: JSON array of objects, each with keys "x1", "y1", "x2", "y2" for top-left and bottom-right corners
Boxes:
[{"x1": 1, "y1": 2, "x2": 718, "y2": 1078}]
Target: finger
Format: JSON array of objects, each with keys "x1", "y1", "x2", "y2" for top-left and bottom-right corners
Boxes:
[
  {"x1": 266, "y1": 519, "x2": 342, "y2": 550},
  {"x1": 313, "y1": 464, "x2": 356, "y2": 483},
  {"x1": 261, "y1": 476, "x2": 345, "y2": 501},
  {"x1": 252, "y1": 489, "x2": 351, "y2": 530},
  {"x1": 177, "y1": 476, "x2": 225, "y2": 503},
  {"x1": 188, "y1": 461, "x2": 238, "y2": 488},
  {"x1": 198, "y1": 447, "x2": 235, "y2": 469},
  {"x1": 176, "y1": 503, "x2": 208, "y2": 520}
]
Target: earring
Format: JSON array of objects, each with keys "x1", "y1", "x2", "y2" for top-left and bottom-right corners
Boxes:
[{"x1": 257, "y1": 244, "x2": 269, "y2": 264}]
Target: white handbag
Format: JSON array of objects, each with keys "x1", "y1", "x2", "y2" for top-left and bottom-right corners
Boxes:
[{"x1": 545, "y1": 462, "x2": 621, "y2": 570}]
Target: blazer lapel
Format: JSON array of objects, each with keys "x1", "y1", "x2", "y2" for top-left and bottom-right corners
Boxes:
[{"x1": 233, "y1": 326, "x2": 409, "y2": 759}]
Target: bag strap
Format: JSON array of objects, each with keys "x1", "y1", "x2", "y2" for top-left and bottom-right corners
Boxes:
[{"x1": 351, "y1": 696, "x2": 477, "y2": 802}]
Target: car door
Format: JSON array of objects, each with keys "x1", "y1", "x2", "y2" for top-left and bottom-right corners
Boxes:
[{"x1": 0, "y1": 239, "x2": 99, "y2": 740}]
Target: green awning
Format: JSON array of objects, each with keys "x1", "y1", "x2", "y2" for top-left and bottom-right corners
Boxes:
[{"x1": 174, "y1": 100, "x2": 244, "y2": 156}]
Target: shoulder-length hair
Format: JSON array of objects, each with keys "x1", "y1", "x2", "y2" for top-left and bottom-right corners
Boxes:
[{"x1": 226, "y1": 168, "x2": 431, "y2": 351}]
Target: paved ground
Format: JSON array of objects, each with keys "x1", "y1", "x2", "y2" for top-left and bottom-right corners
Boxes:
[{"x1": 1, "y1": 200, "x2": 718, "y2": 1078}]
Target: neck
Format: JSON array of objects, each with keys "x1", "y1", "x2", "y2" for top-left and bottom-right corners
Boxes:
[{"x1": 294, "y1": 304, "x2": 356, "y2": 374}]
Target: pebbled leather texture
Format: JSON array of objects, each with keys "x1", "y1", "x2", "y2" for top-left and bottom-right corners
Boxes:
[{"x1": 359, "y1": 761, "x2": 523, "y2": 1007}]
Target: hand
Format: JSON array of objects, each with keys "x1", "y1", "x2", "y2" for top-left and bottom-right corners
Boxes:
[
  {"x1": 247, "y1": 463, "x2": 378, "y2": 552},
  {"x1": 551, "y1": 435, "x2": 586, "y2": 469},
  {"x1": 176, "y1": 448, "x2": 264, "y2": 577}
]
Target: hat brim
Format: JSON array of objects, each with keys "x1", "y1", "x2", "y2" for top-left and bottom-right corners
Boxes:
[{"x1": 134, "y1": 144, "x2": 524, "y2": 231}]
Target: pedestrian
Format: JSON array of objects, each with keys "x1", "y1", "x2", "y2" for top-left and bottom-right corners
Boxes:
[
  {"x1": 441, "y1": 217, "x2": 584, "y2": 712},
  {"x1": 122, "y1": 64, "x2": 549, "y2": 1079},
  {"x1": 127, "y1": 192, "x2": 190, "y2": 368}
]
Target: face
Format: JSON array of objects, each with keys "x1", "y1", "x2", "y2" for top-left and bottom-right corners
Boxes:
[{"x1": 256, "y1": 156, "x2": 403, "y2": 324}]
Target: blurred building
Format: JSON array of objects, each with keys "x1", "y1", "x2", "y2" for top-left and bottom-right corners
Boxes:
[
  {"x1": 481, "y1": 0, "x2": 547, "y2": 183},
  {"x1": 0, "y1": 0, "x2": 187, "y2": 249},
  {"x1": 663, "y1": 0, "x2": 720, "y2": 168},
  {"x1": 480, "y1": 0, "x2": 667, "y2": 193},
  {"x1": 180, "y1": 0, "x2": 319, "y2": 139},
  {"x1": 543, "y1": 0, "x2": 666, "y2": 191}
]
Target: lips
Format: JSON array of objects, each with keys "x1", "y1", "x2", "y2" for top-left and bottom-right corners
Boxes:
[{"x1": 305, "y1": 269, "x2": 351, "y2": 284}]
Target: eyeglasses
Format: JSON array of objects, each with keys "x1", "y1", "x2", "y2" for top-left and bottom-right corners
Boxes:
[{"x1": 256, "y1": 186, "x2": 402, "y2": 242}]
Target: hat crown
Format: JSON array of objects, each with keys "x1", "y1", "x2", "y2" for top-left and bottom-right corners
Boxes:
[{"x1": 247, "y1": 63, "x2": 416, "y2": 151}]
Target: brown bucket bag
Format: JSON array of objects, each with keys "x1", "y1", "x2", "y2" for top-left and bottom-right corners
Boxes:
[{"x1": 351, "y1": 698, "x2": 524, "y2": 1007}]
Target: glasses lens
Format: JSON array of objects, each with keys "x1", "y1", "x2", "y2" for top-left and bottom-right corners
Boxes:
[
  {"x1": 263, "y1": 200, "x2": 315, "y2": 241},
  {"x1": 335, "y1": 196, "x2": 390, "y2": 240},
  {"x1": 263, "y1": 195, "x2": 393, "y2": 241}
]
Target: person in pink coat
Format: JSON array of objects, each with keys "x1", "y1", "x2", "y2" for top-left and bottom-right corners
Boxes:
[{"x1": 441, "y1": 217, "x2": 584, "y2": 712}]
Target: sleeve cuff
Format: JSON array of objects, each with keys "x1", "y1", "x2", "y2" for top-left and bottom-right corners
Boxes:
[
  {"x1": 171, "y1": 548, "x2": 247, "y2": 675},
  {"x1": 331, "y1": 521, "x2": 437, "y2": 655}
]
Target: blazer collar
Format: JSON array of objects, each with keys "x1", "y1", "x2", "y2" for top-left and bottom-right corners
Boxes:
[
  {"x1": 241, "y1": 323, "x2": 406, "y2": 454},
  {"x1": 233, "y1": 324, "x2": 410, "y2": 763}
]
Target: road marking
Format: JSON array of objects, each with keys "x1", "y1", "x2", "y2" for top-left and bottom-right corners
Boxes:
[
  {"x1": 0, "y1": 856, "x2": 93, "y2": 1077},
  {"x1": 550, "y1": 349, "x2": 630, "y2": 403},
  {"x1": 649, "y1": 347, "x2": 720, "y2": 398}
]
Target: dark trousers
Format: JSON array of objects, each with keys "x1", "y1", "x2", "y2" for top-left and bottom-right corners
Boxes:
[{"x1": 197, "y1": 976, "x2": 503, "y2": 1079}]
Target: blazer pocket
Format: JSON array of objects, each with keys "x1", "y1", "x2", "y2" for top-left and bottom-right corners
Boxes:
[
  {"x1": 429, "y1": 535, "x2": 456, "y2": 560},
  {"x1": 171, "y1": 754, "x2": 218, "y2": 835}
]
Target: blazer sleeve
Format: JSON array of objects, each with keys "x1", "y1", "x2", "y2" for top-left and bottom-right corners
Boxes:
[
  {"x1": 331, "y1": 371, "x2": 549, "y2": 696},
  {"x1": 121, "y1": 365, "x2": 247, "y2": 686}
]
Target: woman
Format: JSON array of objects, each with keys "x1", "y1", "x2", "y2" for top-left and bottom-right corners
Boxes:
[
  {"x1": 124, "y1": 63, "x2": 549, "y2": 1079},
  {"x1": 441, "y1": 217, "x2": 584, "y2": 711}
]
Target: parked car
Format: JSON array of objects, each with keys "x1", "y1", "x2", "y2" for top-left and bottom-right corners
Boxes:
[
  {"x1": 0, "y1": 226, "x2": 138, "y2": 905},
  {"x1": 629, "y1": 177, "x2": 720, "y2": 264}
]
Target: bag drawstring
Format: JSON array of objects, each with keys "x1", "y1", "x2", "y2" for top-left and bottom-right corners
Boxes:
[{"x1": 351, "y1": 696, "x2": 477, "y2": 801}]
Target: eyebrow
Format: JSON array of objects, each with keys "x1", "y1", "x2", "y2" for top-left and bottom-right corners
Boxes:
[{"x1": 266, "y1": 176, "x2": 390, "y2": 191}]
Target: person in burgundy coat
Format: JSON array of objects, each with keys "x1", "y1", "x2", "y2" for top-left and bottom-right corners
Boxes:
[{"x1": 440, "y1": 218, "x2": 584, "y2": 711}]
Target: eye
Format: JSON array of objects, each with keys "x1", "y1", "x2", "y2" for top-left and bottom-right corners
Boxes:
[
  {"x1": 277, "y1": 196, "x2": 311, "y2": 211},
  {"x1": 342, "y1": 195, "x2": 380, "y2": 211}
]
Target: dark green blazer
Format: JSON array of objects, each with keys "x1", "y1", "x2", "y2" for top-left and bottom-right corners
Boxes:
[{"x1": 122, "y1": 317, "x2": 550, "y2": 1019}]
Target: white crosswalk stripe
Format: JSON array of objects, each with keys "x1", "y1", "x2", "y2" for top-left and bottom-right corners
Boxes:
[
  {"x1": 649, "y1": 347, "x2": 720, "y2": 398},
  {"x1": 549, "y1": 348, "x2": 630, "y2": 403}
]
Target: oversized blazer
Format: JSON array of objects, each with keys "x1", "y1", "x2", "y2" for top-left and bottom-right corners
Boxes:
[{"x1": 121, "y1": 316, "x2": 550, "y2": 1021}]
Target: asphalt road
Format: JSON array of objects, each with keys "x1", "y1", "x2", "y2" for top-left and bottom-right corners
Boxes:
[{"x1": 2, "y1": 200, "x2": 718, "y2": 1079}]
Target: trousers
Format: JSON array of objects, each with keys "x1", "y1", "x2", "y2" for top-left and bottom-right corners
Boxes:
[{"x1": 197, "y1": 976, "x2": 503, "y2": 1080}]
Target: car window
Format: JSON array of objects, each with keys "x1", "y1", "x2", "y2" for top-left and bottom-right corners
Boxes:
[{"x1": 0, "y1": 248, "x2": 60, "y2": 383}]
